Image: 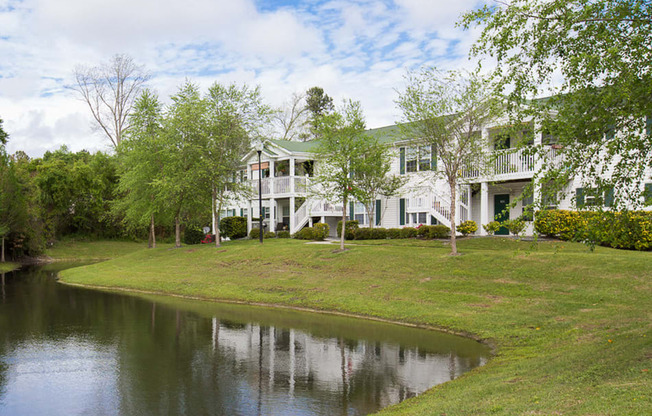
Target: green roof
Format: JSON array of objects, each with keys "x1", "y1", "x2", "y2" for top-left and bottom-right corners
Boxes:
[{"x1": 268, "y1": 139, "x2": 319, "y2": 153}]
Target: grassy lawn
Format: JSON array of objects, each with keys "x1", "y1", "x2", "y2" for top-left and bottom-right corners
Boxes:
[
  {"x1": 0, "y1": 262, "x2": 19, "y2": 273},
  {"x1": 58, "y1": 237, "x2": 651, "y2": 415},
  {"x1": 45, "y1": 239, "x2": 157, "y2": 262}
]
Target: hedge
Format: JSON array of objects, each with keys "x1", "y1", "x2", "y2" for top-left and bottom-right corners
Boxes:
[
  {"x1": 183, "y1": 227, "x2": 205, "y2": 245},
  {"x1": 220, "y1": 216, "x2": 247, "y2": 239},
  {"x1": 534, "y1": 209, "x2": 652, "y2": 250},
  {"x1": 337, "y1": 220, "x2": 359, "y2": 240}
]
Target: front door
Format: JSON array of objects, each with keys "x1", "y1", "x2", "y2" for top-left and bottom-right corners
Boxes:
[{"x1": 494, "y1": 194, "x2": 510, "y2": 235}]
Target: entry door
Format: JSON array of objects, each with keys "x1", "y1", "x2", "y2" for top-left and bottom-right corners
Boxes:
[{"x1": 494, "y1": 194, "x2": 510, "y2": 235}]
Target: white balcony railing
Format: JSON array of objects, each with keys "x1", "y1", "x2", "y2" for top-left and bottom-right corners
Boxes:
[
  {"x1": 251, "y1": 175, "x2": 309, "y2": 197},
  {"x1": 463, "y1": 146, "x2": 564, "y2": 179}
]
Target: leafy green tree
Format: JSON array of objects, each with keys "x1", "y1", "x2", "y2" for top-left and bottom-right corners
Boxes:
[
  {"x1": 306, "y1": 86, "x2": 334, "y2": 138},
  {"x1": 0, "y1": 117, "x2": 7, "y2": 145},
  {"x1": 116, "y1": 89, "x2": 168, "y2": 247},
  {"x1": 461, "y1": 0, "x2": 652, "y2": 209},
  {"x1": 355, "y1": 140, "x2": 405, "y2": 228},
  {"x1": 311, "y1": 100, "x2": 376, "y2": 251},
  {"x1": 160, "y1": 82, "x2": 208, "y2": 247},
  {"x1": 396, "y1": 68, "x2": 501, "y2": 255},
  {"x1": 202, "y1": 82, "x2": 268, "y2": 246}
]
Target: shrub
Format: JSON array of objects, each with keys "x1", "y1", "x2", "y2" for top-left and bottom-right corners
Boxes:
[
  {"x1": 417, "y1": 225, "x2": 434, "y2": 238},
  {"x1": 400, "y1": 227, "x2": 417, "y2": 238},
  {"x1": 534, "y1": 209, "x2": 581, "y2": 240},
  {"x1": 277, "y1": 230, "x2": 291, "y2": 238},
  {"x1": 429, "y1": 225, "x2": 450, "y2": 239},
  {"x1": 293, "y1": 227, "x2": 315, "y2": 240},
  {"x1": 337, "y1": 220, "x2": 359, "y2": 240},
  {"x1": 483, "y1": 221, "x2": 501, "y2": 235},
  {"x1": 220, "y1": 216, "x2": 247, "y2": 239},
  {"x1": 387, "y1": 228, "x2": 402, "y2": 239},
  {"x1": 370, "y1": 227, "x2": 388, "y2": 240},
  {"x1": 313, "y1": 223, "x2": 330, "y2": 241},
  {"x1": 504, "y1": 219, "x2": 526, "y2": 237},
  {"x1": 457, "y1": 220, "x2": 478, "y2": 236},
  {"x1": 354, "y1": 228, "x2": 372, "y2": 240},
  {"x1": 183, "y1": 227, "x2": 205, "y2": 245},
  {"x1": 263, "y1": 231, "x2": 276, "y2": 239},
  {"x1": 534, "y1": 209, "x2": 652, "y2": 250},
  {"x1": 249, "y1": 228, "x2": 261, "y2": 240}
]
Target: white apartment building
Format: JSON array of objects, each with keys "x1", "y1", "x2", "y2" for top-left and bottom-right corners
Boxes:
[{"x1": 224, "y1": 119, "x2": 652, "y2": 238}]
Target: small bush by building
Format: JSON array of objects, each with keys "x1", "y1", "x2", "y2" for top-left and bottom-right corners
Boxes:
[
  {"x1": 220, "y1": 216, "x2": 247, "y2": 239},
  {"x1": 337, "y1": 220, "x2": 359, "y2": 240},
  {"x1": 183, "y1": 227, "x2": 205, "y2": 245},
  {"x1": 429, "y1": 225, "x2": 450, "y2": 239},
  {"x1": 457, "y1": 220, "x2": 478, "y2": 236},
  {"x1": 483, "y1": 221, "x2": 501, "y2": 235},
  {"x1": 313, "y1": 223, "x2": 330, "y2": 241},
  {"x1": 277, "y1": 230, "x2": 291, "y2": 238}
]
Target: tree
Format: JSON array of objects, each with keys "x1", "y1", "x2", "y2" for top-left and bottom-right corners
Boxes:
[
  {"x1": 0, "y1": 117, "x2": 7, "y2": 145},
  {"x1": 203, "y1": 82, "x2": 265, "y2": 247},
  {"x1": 461, "y1": 0, "x2": 652, "y2": 209},
  {"x1": 355, "y1": 140, "x2": 405, "y2": 228},
  {"x1": 115, "y1": 89, "x2": 167, "y2": 248},
  {"x1": 312, "y1": 100, "x2": 375, "y2": 251},
  {"x1": 73, "y1": 54, "x2": 150, "y2": 149},
  {"x1": 274, "y1": 92, "x2": 310, "y2": 141},
  {"x1": 396, "y1": 68, "x2": 501, "y2": 255},
  {"x1": 306, "y1": 86, "x2": 334, "y2": 138},
  {"x1": 159, "y1": 82, "x2": 207, "y2": 248}
]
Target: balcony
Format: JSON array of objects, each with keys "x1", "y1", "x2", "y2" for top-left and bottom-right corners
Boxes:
[
  {"x1": 463, "y1": 146, "x2": 563, "y2": 180},
  {"x1": 251, "y1": 175, "x2": 309, "y2": 198}
]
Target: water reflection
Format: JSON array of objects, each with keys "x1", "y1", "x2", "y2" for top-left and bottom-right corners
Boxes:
[{"x1": 0, "y1": 266, "x2": 489, "y2": 416}]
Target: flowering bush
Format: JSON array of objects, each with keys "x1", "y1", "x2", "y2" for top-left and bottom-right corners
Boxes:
[
  {"x1": 483, "y1": 221, "x2": 501, "y2": 235},
  {"x1": 504, "y1": 219, "x2": 526, "y2": 236},
  {"x1": 457, "y1": 220, "x2": 478, "y2": 236},
  {"x1": 534, "y1": 209, "x2": 652, "y2": 250}
]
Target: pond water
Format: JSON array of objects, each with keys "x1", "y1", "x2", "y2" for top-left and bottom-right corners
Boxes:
[{"x1": 0, "y1": 264, "x2": 490, "y2": 416}]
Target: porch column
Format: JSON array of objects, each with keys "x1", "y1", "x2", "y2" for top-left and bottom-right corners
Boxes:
[
  {"x1": 270, "y1": 198, "x2": 276, "y2": 232},
  {"x1": 467, "y1": 185, "x2": 472, "y2": 223},
  {"x1": 454, "y1": 185, "x2": 461, "y2": 226},
  {"x1": 247, "y1": 200, "x2": 252, "y2": 233},
  {"x1": 289, "y1": 157, "x2": 295, "y2": 194},
  {"x1": 289, "y1": 196, "x2": 295, "y2": 233},
  {"x1": 480, "y1": 182, "x2": 489, "y2": 235}
]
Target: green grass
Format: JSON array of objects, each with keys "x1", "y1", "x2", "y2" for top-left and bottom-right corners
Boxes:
[
  {"x1": 45, "y1": 239, "x2": 156, "y2": 261},
  {"x1": 58, "y1": 238, "x2": 651, "y2": 415},
  {"x1": 0, "y1": 262, "x2": 19, "y2": 273}
]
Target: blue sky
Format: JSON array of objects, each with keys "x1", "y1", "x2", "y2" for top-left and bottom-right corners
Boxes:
[{"x1": 0, "y1": 0, "x2": 488, "y2": 156}]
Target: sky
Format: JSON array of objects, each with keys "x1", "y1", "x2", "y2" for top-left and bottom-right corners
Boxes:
[{"x1": 0, "y1": 0, "x2": 489, "y2": 157}]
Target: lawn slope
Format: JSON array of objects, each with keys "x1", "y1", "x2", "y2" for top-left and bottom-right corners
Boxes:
[{"x1": 59, "y1": 238, "x2": 651, "y2": 415}]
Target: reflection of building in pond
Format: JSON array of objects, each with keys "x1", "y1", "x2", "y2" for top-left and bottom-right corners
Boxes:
[{"x1": 211, "y1": 318, "x2": 486, "y2": 410}]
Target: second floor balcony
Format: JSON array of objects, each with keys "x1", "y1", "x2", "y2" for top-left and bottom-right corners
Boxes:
[
  {"x1": 250, "y1": 175, "x2": 309, "y2": 198},
  {"x1": 463, "y1": 146, "x2": 564, "y2": 181}
]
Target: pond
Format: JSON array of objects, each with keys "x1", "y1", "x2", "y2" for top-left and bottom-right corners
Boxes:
[{"x1": 0, "y1": 264, "x2": 490, "y2": 415}]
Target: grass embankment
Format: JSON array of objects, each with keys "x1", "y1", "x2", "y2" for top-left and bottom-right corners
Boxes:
[
  {"x1": 58, "y1": 238, "x2": 651, "y2": 415},
  {"x1": 45, "y1": 239, "x2": 154, "y2": 262},
  {"x1": 0, "y1": 262, "x2": 19, "y2": 272}
]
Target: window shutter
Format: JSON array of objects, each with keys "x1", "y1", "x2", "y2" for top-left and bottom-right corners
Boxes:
[
  {"x1": 399, "y1": 198, "x2": 405, "y2": 225},
  {"x1": 399, "y1": 147, "x2": 405, "y2": 175},
  {"x1": 647, "y1": 116, "x2": 652, "y2": 136},
  {"x1": 431, "y1": 145, "x2": 437, "y2": 170},
  {"x1": 430, "y1": 215, "x2": 437, "y2": 225},
  {"x1": 349, "y1": 202, "x2": 354, "y2": 221},
  {"x1": 604, "y1": 187, "x2": 614, "y2": 207},
  {"x1": 240, "y1": 208, "x2": 244, "y2": 217},
  {"x1": 644, "y1": 183, "x2": 652, "y2": 206},
  {"x1": 576, "y1": 188, "x2": 584, "y2": 208},
  {"x1": 375, "y1": 200, "x2": 381, "y2": 226}
]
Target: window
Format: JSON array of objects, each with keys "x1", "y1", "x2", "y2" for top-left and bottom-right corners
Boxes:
[
  {"x1": 493, "y1": 133, "x2": 510, "y2": 150},
  {"x1": 401, "y1": 145, "x2": 433, "y2": 174},
  {"x1": 644, "y1": 183, "x2": 652, "y2": 206},
  {"x1": 576, "y1": 187, "x2": 614, "y2": 208},
  {"x1": 418, "y1": 212, "x2": 427, "y2": 224}
]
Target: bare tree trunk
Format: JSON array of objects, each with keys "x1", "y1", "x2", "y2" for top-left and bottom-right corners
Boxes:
[
  {"x1": 340, "y1": 196, "x2": 347, "y2": 251},
  {"x1": 449, "y1": 180, "x2": 458, "y2": 256},
  {"x1": 1, "y1": 237, "x2": 4, "y2": 262},
  {"x1": 366, "y1": 204, "x2": 375, "y2": 229},
  {"x1": 149, "y1": 214, "x2": 156, "y2": 248},
  {"x1": 213, "y1": 187, "x2": 221, "y2": 248},
  {"x1": 175, "y1": 216, "x2": 181, "y2": 248}
]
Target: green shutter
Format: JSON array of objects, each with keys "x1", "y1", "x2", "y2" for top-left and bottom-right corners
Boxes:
[
  {"x1": 644, "y1": 183, "x2": 652, "y2": 206},
  {"x1": 240, "y1": 208, "x2": 244, "y2": 217},
  {"x1": 431, "y1": 145, "x2": 437, "y2": 170},
  {"x1": 647, "y1": 116, "x2": 652, "y2": 136},
  {"x1": 604, "y1": 187, "x2": 614, "y2": 207},
  {"x1": 430, "y1": 215, "x2": 437, "y2": 225},
  {"x1": 399, "y1": 198, "x2": 405, "y2": 225},
  {"x1": 399, "y1": 147, "x2": 405, "y2": 175},
  {"x1": 576, "y1": 188, "x2": 584, "y2": 208},
  {"x1": 375, "y1": 200, "x2": 381, "y2": 226},
  {"x1": 349, "y1": 202, "x2": 354, "y2": 221}
]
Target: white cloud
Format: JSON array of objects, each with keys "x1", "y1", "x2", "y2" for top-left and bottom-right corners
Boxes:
[{"x1": 0, "y1": 0, "x2": 489, "y2": 157}]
